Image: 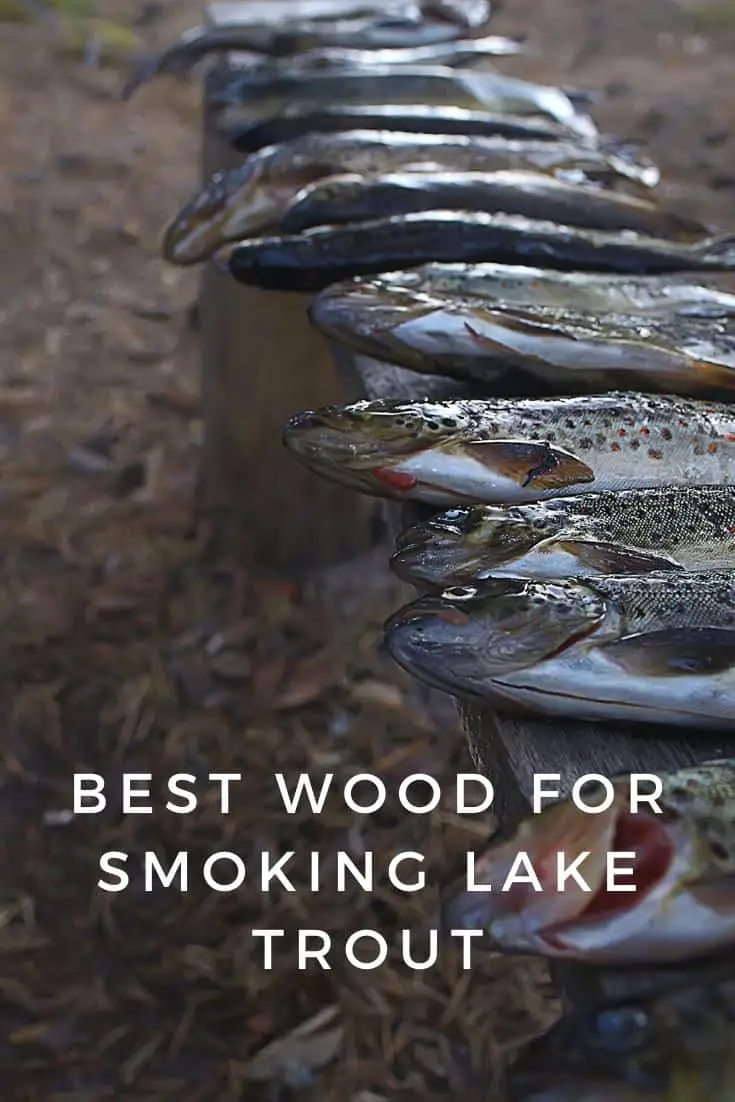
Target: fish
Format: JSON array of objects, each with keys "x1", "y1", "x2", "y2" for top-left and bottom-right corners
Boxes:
[
  {"x1": 310, "y1": 265, "x2": 735, "y2": 370},
  {"x1": 281, "y1": 169, "x2": 706, "y2": 237},
  {"x1": 507, "y1": 981, "x2": 735, "y2": 1102},
  {"x1": 225, "y1": 211, "x2": 735, "y2": 294},
  {"x1": 442, "y1": 759, "x2": 735, "y2": 962},
  {"x1": 208, "y1": 65, "x2": 597, "y2": 142},
  {"x1": 225, "y1": 105, "x2": 577, "y2": 155},
  {"x1": 280, "y1": 391, "x2": 735, "y2": 506},
  {"x1": 391, "y1": 486, "x2": 735, "y2": 588},
  {"x1": 164, "y1": 135, "x2": 653, "y2": 266},
  {"x1": 455, "y1": 302, "x2": 735, "y2": 397},
  {"x1": 384, "y1": 571, "x2": 735, "y2": 729},
  {"x1": 317, "y1": 261, "x2": 735, "y2": 313},
  {"x1": 123, "y1": 32, "x2": 524, "y2": 99}
]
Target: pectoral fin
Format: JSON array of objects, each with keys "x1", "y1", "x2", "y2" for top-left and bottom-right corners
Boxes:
[
  {"x1": 599, "y1": 628, "x2": 735, "y2": 676},
  {"x1": 464, "y1": 439, "x2": 595, "y2": 490},
  {"x1": 551, "y1": 538, "x2": 685, "y2": 574},
  {"x1": 687, "y1": 872, "x2": 735, "y2": 911}
]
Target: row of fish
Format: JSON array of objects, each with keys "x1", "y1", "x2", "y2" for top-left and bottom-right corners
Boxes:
[{"x1": 148, "y1": 4, "x2": 735, "y2": 1094}]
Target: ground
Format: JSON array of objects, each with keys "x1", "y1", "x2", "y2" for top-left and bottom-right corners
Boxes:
[{"x1": 1, "y1": 0, "x2": 734, "y2": 1098}]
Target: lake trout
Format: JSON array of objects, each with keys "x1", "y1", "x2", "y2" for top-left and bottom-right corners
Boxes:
[
  {"x1": 442, "y1": 759, "x2": 735, "y2": 962},
  {"x1": 207, "y1": 66, "x2": 597, "y2": 140},
  {"x1": 282, "y1": 169, "x2": 705, "y2": 238},
  {"x1": 310, "y1": 267, "x2": 735, "y2": 374},
  {"x1": 226, "y1": 211, "x2": 735, "y2": 294},
  {"x1": 281, "y1": 392, "x2": 735, "y2": 505},
  {"x1": 391, "y1": 486, "x2": 735, "y2": 587},
  {"x1": 385, "y1": 572, "x2": 735, "y2": 729},
  {"x1": 164, "y1": 135, "x2": 651, "y2": 266},
  {"x1": 225, "y1": 106, "x2": 576, "y2": 154},
  {"x1": 507, "y1": 981, "x2": 735, "y2": 1102}
]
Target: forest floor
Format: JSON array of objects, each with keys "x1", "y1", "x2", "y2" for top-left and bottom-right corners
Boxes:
[{"x1": 1, "y1": 0, "x2": 735, "y2": 1097}]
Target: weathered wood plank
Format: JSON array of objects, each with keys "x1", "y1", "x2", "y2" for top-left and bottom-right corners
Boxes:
[{"x1": 198, "y1": 58, "x2": 383, "y2": 572}]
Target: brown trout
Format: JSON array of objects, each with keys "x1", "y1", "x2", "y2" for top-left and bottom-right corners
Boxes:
[
  {"x1": 384, "y1": 572, "x2": 735, "y2": 728},
  {"x1": 310, "y1": 266, "x2": 735, "y2": 377},
  {"x1": 282, "y1": 392, "x2": 735, "y2": 505},
  {"x1": 225, "y1": 212, "x2": 735, "y2": 293},
  {"x1": 442, "y1": 760, "x2": 735, "y2": 961},
  {"x1": 225, "y1": 106, "x2": 576, "y2": 155},
  {"x1": 507, "y1": 980, "x2": 735, "y2": 1101},
  {"x1": 391, "y1": 486, "x2": 735, "y2": 587},
  {"x1": 162, "y1": 134, "x2": 640, "y2": 265},
  {"x1": 282, "y1": 169, "x2": 705, "y2": 237}
]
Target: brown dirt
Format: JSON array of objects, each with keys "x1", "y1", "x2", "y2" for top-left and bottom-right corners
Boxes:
[{"x1": 0, "y1": 0, "x2": 734, "y2": 1099}]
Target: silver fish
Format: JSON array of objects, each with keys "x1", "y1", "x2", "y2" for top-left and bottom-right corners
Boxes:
[
  {"x1": 123, "y1": 32, "x2": 524, "y2": 99},
  {"x1": 322, "y1": 262, "x2": 734, "y2": 312},
  {"x1": 443, "y1": 760, "x2": 735, "y2": 963},
  {"x1": 226, "y1": 212, "x2": 735, "y2": 294},
  {"x1": 391, "y1": 486, "x2": 735, "y2": 587},
  {"x1": 507, "y1": 981, "x2": 735, "y2": 1102},
  {"x1": 310, "y1": 266, "x2": 735, "y2": 372},
  {"x1": 208, "y1": 65, "x2": 597, "y2": 141},
  {"x1": 225, "y1": 106, "x2": 577, "y2": 155},
  {"x1": 384, "y1": 571, "x2": 735, "y2": 728},
  {"x1": 164, "y1": 134, "x2": 648, "y2": 265},
  {"x1": 281, "y1": 392, "x2": 735, "y2": 506},
  {"x1": 281, "y1": 168, "x2": 705, "y2": 236}
]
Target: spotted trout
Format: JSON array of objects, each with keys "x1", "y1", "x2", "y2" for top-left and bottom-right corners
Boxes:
[
  {"x1": 385, "y1": 572, "x2": 735, "y2": 728},
  {"x1": 311, "y1": 266, "x2": 735, "y2": 377},
  {"x1": 443, "y1": 760, "x2": 735, "y2": 962},
  {"x1": 391, "y1": 486, "x2": 735, "y2": 587},
  {"x1": 281, "y1": 169, "x2": 706, "y2": 237},
  {"x1": 282, "y1": 392, "x2": 735, "y2": 505},
  {"x1": 508, "y1": 981, "x2": 735, "y2": 1101},
  {"x1": 162, "y1": 134, "x2": 642, "y2": 265},
  {"x1": 225, "y1": 212, "x2": 735, "y2": 293},
  {"x1": 225, "y1": 105, "x2": 576, "y2": 154}
]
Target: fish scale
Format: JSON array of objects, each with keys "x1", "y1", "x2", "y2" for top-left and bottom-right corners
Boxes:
[{"x1": 589, "y1": 571, "x2": 735, "y2": 632}]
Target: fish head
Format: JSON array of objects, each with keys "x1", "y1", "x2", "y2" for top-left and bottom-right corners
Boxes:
[
  {"x1": 161, "y1": 147, "x2": 332, "y2": 264},
  {"x1": 282, "y1": 399, "x2": 479, "y2": 495},
  {"x1": 385, "y1": 577, "x2": 606, "y2": 691},
  {"x1": 392, "y1": 503, "x2": 562, "y2": 585},
  {"x1": 507, "y1": 1002, "x2": 666, "y2": 1102}
]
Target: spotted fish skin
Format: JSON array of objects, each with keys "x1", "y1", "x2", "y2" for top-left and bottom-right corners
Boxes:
[
  {"x1": 283, "y1": 392, "x2": 735, "y2": 506},
  {"x1": 384, "y1": 569, "x2": 735, "y2": 728},
  {"x1": 391, "y1": 485, "x2": 735, "y2": 586},
  {"x1": 507, "y1": 980, "x2": 735, "y2": 1101}
]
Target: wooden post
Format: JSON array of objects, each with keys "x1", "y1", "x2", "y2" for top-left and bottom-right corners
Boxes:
[
  {"x1": 197, "y1": 25, "x2": 383, "y2": 573},
  {"x1": 351, "y1": 356, "x2": 735, "y2": 1013}
]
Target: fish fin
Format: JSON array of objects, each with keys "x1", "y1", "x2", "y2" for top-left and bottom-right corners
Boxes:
[
  {"x1": 687, "y1": 872, "x2": 735, "y2": 909},
  {"x1": 550, "y1": 538, "x2": 685, "y2": 574},
  {"x1": 464, "y1": 439, "x2": 595, "y2": 490},
  {"x1": 599, "y1": 627, "x2": 735, "y2": 677}
]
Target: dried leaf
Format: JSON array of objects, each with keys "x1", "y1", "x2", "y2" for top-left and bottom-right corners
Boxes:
[{"x1": 245, "y1": 1006, "x2": 343, "y2": 1082}]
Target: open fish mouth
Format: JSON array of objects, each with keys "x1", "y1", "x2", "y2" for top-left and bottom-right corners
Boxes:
[{"x1": 442, "y1": 801, "x2": 675, "y2": 955}]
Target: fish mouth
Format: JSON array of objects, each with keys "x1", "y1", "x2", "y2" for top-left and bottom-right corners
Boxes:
[
  {"x1": 282, "y1": 405, "x2": 430, "y2": 467},
  {"x1": 161, "y1": 162, "x2": 283, "y2": 265},
  {"x1": 443, "y1": 804, "x2": 675, "y2": 957},
  {"x1": 391, "y1": 511, "x2": 480, "y2": 585}
]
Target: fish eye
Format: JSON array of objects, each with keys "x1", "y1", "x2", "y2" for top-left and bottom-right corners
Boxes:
[
  {"x1": 591, "y1": 1008, "x2": 650, "y2": 1050},
  {"x1": 442, "y1": 586, "x2": 478, "y2": 602}
]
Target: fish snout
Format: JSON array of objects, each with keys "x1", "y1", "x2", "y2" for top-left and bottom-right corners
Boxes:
[{"x1": 391, "y1": 515, "x2": 470, "y2": 586}]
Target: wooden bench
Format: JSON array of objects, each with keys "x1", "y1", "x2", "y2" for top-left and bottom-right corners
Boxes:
[{"x1": 198, "y1": 3, "x2": 735, "y2": 1023}]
